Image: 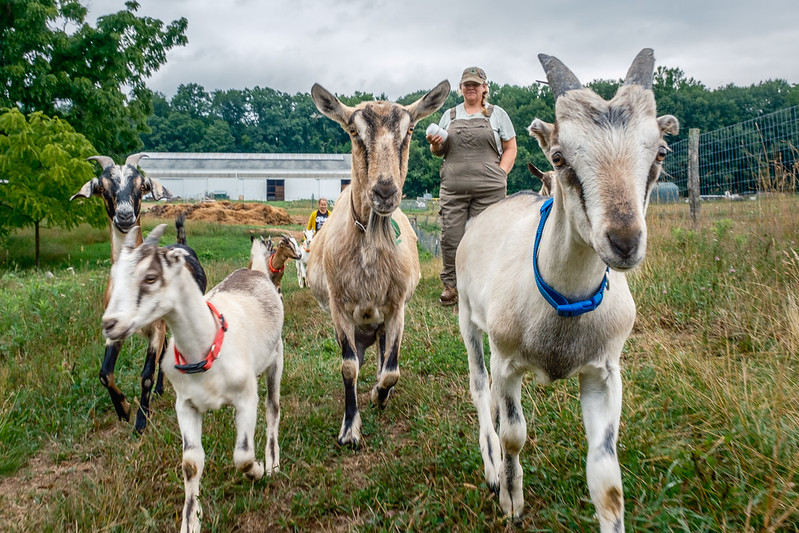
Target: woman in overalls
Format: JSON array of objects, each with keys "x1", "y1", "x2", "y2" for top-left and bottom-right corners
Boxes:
[{"x1": 427, "y1": 66, "x2": 517, "y2": 306}]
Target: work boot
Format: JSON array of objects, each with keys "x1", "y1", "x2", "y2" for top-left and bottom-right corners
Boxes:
[{"x1": 440, "y1": 286, "x2": 458, "y2": 306}]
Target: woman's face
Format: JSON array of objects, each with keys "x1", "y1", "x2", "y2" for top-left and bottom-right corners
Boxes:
[{"x1": 461, "y1": 81, "x2": 486, "y2": 105}]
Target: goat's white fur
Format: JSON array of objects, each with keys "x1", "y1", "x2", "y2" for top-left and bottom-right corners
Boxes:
[
  {"x1": 102, "y1": 225, "x2": 284, "y2": 533},
  {"x1": 296, "y1": 229, "x2": 314, "y2": 288},
  {"x1": 456, "y1": 49, "x2": 678, "y2": 531}
]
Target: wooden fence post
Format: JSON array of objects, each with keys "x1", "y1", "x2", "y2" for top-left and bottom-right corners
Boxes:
[{"x1": 688, "y1": 128, "x2": 701, "y2": 228}]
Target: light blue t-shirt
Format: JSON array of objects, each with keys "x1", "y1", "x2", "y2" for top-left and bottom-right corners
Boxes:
[{"x1": 438, "y1": 103, "x2": 516, "y2": 155}]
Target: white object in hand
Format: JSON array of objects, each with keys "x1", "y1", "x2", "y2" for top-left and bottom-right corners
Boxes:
[{"x1": 426, "y1": 123, "x2": 448, "y2": 142}]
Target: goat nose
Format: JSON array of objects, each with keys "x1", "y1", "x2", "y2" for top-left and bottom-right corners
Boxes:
[
  {"x1": 116, "y1": 211, "x2": 135, "y2": 226},
  {"x1": 373, "y1": 178, "x2": 397, "y2": 202},
  {"x1": 607, "y1": 231, "x2": 640, "y2": 260},
  {"x1": 102, "y1": 317, "x2": 117, "y2": 335}
]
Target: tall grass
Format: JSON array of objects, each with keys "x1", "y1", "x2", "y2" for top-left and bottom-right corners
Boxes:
[{"x1": 0, "y1": 198, "x2": 797, "y2": 531}]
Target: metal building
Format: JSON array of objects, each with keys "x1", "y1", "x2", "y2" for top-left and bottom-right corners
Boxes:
[{"x1": 138, "y1": 152, "x2": 352, "y2": 202}]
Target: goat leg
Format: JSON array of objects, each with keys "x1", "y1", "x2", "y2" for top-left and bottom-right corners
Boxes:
[
  {"x1": 153, "y1": 337, "x2": 168, "y2": 396},
  {"x1": 371, "y1": 331, "x2": 400, "y2": 410},
  {"x1": 134, "y1": 340, "x2": 162, "y2": 433},
  {"x1": 100, "y1": 339, "x2": 131, "y2": 422},
  {"x1": 337, "y1": 335, "x2": 362, "y2": 448}
]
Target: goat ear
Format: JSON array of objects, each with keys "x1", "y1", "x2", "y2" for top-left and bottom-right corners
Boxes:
[
  {"x1": 527, "y1": 119, "x2": 554, "y2": 153},
  {"x1": 623, "y1": 48, "x2": 655, "y2": 90},
  {"x1": 406, "y1": 80, "x2": 451, "y2": 123},
  {"x1": 311, "y1": 83, "x2": 354, "y2": 128},
  {"x1": 144, "y1": 224, "x2": 168, "y2": 247},
  {"x1": 165, "y1": 246, "x2": 189, "y2": 265},
  {"x1": 144, "y1": 178, "x2": 173, "y2": 201},
  {"x1": 70, "y1": 178, "x2": 101, "y2": 201},
  {"x1": 658, "y1": 114, "x2": 680, "y2": 136},
  {"x1": 538, "y1": 53, "x2": 583, "y2": 99}
]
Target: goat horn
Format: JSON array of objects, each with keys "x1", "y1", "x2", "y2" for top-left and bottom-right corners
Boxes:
[
  {"x1": 125, "y1": 153, "x2": 148, "y2": 168},
  {"x1": 123, "y1": 226, "x2": 140, "y2": 249},
  {"x1": 538, "y1": 53, "x2": 583, "y2": 99},
  {"x1": 144, "y1": 224, "x2": 168, "y2": 247},
  {"x1": 87, "y1": 155, "x2": 116, "y2": 170},
  {"x1": 623, "y1": 48, "x2": 655, "y2": 90}
]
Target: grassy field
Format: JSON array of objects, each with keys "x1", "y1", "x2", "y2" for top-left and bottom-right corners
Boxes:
[{"x1": 0, "y1": 198, "x2": 797, "y2": 532}]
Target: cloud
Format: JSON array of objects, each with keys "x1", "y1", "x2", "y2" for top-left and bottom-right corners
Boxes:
[{"x1": 88, "y1": 0, "x2": 799, "y2": 99}]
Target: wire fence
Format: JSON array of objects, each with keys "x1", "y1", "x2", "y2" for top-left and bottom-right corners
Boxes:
[{"x1": 663, "y1": 105, "x2": 799, "y2": 198}]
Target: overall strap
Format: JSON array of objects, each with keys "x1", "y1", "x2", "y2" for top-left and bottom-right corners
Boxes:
[{"x1": 450, "y1": 107, "x2": 456, "y2": 120}]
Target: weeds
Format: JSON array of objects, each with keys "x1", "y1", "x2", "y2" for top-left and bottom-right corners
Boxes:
[{"x1": 0, "y1": 198, "x2": 797, "y2": 531}]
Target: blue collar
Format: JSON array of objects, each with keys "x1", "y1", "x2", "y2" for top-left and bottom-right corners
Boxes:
[{"x1": 533, "y1": 198, "x2": 609, "y2": 317}]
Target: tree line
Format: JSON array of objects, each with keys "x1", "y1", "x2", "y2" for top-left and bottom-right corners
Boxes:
[
  {"x1": 2, "y1": 0, "x2": 799, "y2": 263},
  {"x1": 142, "y1": 74, "x2": 799, "y2": 199}
]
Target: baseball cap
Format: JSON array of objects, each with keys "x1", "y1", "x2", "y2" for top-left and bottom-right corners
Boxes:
[{"x1": 460, "y1": 66, "x2": 487, "y2": 85}]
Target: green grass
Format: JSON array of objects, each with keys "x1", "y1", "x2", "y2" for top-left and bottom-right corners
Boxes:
[{"x1": 0, "y1": 198, "x2": 797, "y2": 531}]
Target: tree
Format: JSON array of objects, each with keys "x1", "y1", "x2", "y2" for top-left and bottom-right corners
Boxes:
[
  {"x1": 0, "y1": 108, "x2": 102, "y2": 267},
  {"x1": 0, "y1": 0, "x2": 188, "y2": 158}
]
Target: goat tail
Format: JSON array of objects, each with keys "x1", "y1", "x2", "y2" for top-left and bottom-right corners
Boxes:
[{"x1": 175, "y1": 212, "x2": 187, "y2": 245}]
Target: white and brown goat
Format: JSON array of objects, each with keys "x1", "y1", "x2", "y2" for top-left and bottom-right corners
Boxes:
[
  {"x1": 248, "y1": 234, "x2": 300, "y2": 297},
  {"x1": 296, "y1": 229, "x2": 314, "y2": 288},
  {"x1": 308, "y1": 80, "x2": 450, "y2": 447},
  {"x1": 455, "y1": 49, "x2": 678, "y2": 530},
  {"x1": 70, "y1": 153, "x2": 207, "y2": 432},
  {"x1": 102, "y1": 224, "x2": 284, "y2": 533}
]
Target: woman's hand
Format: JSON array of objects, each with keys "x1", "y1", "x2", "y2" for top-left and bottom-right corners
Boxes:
[{"x1": 427, "y1": 134, "x2": 445, "y2": 156}]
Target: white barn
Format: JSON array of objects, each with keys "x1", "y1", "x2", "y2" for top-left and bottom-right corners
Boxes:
[{"x1": 138, "y1": 152, "x2": 352, "y2": 202}]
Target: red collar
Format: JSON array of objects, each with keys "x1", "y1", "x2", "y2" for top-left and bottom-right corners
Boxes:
[
  {"x1": 268, "y1": 253, "x2": 284, "y2": 273},
  {"x1": 174, "y1": 301, "x2": 227, "y2": 374}
]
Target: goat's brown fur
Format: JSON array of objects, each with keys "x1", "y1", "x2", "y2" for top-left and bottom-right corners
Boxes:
[{"x1": 308, "y1": 80, "x2": 449, "y2": 447}]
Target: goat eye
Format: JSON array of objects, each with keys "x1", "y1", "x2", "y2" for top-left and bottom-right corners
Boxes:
[
  {"x1": 408, "y1": 126, "x2": 414, "y2": 134},
  {"x1": 348, "y1": 128, "x2": 358, "y2": 137},
  {"x1": 551, "y1": 151, "x2": 566, "y2": 168},
  {"x1": 97, "y1": 186, "x2": 104, "y2": 193},
  {"x1": 143, "y1": 274, "x2": 158, "y2": 284},
  {"x1": 656, "y1": 146, "x2": 669, "y2": 161}
]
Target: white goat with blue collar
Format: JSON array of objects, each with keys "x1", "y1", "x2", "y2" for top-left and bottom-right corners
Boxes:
[{"x1": 455, "y1": 49, "x2": 678, "y2": 531}]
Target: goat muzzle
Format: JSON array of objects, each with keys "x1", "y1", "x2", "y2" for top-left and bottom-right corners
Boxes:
[{"x1": 371, "y1": 178, "x2": 399, "y2": 214}]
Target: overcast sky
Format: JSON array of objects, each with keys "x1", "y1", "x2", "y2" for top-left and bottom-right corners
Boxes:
[{"x1": 86, "y1": 0, "x2": 799, "y2": 100}]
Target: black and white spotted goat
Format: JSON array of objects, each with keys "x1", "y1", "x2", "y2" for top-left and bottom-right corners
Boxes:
[
  {"x1": 455, "y1": 49, "x2": 678, "y2": 531},
  {"x1": 70, "y1": 153, "x2": 206, "y2": 432},
  {"x1": 102, "y1": 224, "x2": 284, "y2": 533}
]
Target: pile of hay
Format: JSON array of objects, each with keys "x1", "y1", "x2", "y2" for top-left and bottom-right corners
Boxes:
[{"x1": 147, "y1": 201, "x2": 294, "y2": 226}]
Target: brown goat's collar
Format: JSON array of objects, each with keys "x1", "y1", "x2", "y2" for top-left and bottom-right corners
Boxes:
[
  {"x1": 350, "y1": 197, "x2": 367, "y2": 232},
  {"x1": 268, "y1": 253, "x2": 285, "y2": 273},
  {"x1": 174, "y1": 301, "x2": 227, "y2": 374}
]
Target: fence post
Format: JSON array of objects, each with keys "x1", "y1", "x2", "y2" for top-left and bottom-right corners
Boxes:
[{"x1": 688, "y1": 128, "x2": 701, "y2": 228}]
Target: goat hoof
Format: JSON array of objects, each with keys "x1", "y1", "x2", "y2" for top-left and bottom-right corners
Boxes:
[
  {"x1": 134, "y1": 412, "x2": 149, "y2": 433},
  {"x1": 244, "y1": 461, "x2": 264, "y2": 481},
  {"x1": 336, "y1": 436, "x2": 360, "y2": 450},
  {"x1": 370, "y1": 386, "x2": 391, "y2": 409}
]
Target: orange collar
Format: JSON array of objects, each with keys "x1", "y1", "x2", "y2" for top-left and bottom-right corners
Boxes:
[
  {"x1": 268, "y1": 253, "x2": 284, "y2": 273},
  {"x1": 174, "y1": 301, "x2": 227, "y2": 374}
]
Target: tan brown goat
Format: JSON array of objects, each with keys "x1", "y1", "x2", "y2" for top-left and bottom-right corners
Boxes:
[{"x1": 308, "y1": 80, "x2": 450, "y2": 447}]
